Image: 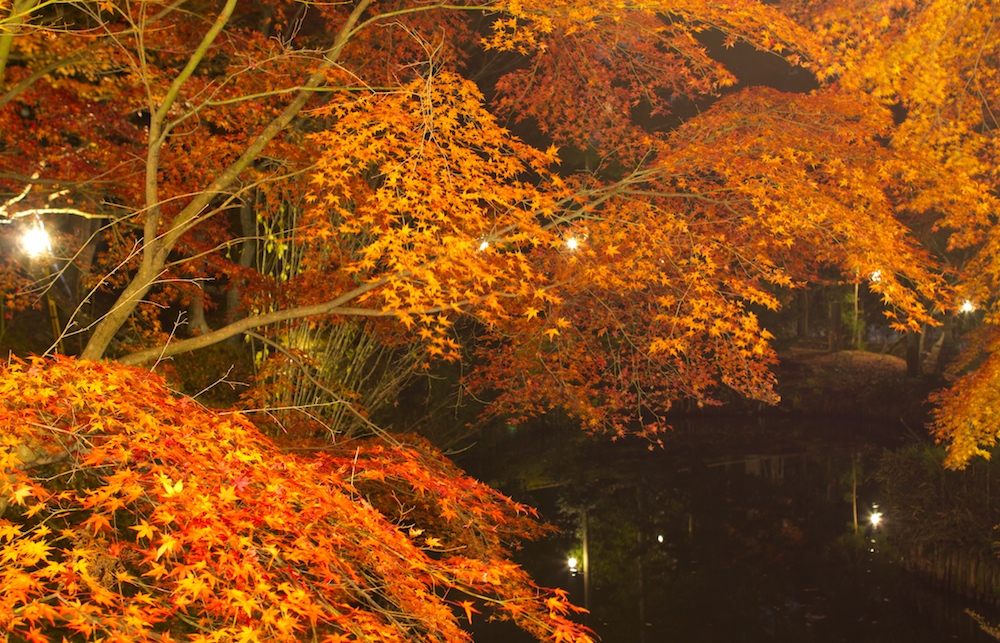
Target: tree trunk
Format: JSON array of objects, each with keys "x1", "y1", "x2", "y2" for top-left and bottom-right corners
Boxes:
[
  {"x1": 187, "y1": 287, "x2": 212, "y2": 336},
  {"x1": 225, "y1": 197, "x2": 258, "y2": 325},
  {"x1": 828, "y1": 300, "x2": 842, "y2": 352},
  {"x1": 796, "y1": 289, "x2": 809, "y2": 339},
  {"x1": 906, "y1": 330, "x2": 921, "y2": 377}
]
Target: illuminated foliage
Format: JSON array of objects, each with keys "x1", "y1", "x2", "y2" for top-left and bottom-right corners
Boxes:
[
  {"x1": 0, "y1": 356, "x2": 591, "y2": 642},
  {"x1": 0, "y1": 0, "x2": 999, "y2": 638},
  {"x1": 805, "y1": 0, "x2": 1000, "y2": 467},
  {"x1": 1, "y1": 0, "x2": 987, "y2": 434}
]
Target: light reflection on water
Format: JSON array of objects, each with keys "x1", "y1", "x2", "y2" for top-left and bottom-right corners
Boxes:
[{"x1": 460, "y1": 417, "x2": 1000, "y2": 643}]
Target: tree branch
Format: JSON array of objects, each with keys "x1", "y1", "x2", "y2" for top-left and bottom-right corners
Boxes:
[
  {"x1": 117, "y1": 279, "x2": 387, "y2": 365},
  {"x1": 0, "y1": 0, "x2": 40, "y2": 85},
  {"x1": 81, "y1": 0, "x2": 376, "y2": 361}
]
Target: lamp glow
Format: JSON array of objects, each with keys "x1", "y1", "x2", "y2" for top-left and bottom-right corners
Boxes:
[
  {"x1": 870, "y1": 511, "x2": 882, "y2": 528},
  {"x1": 22, "y1": 220, "x2": 50, "y2": 258},
  {"x1": 565, "y1": 237, "x2": 579, "y2": 250},
  {"x1": 478, "y1": 240, "x2": 490, "y2": 252},
  {"x1": 960, "y1": 300, "x2": 976, "y2": 314},
  {"x1": 869, "y1": 270, "x2": 882, "y2": 283},
  {"x1": 568, "y1": 556, "x2": 578, "y2": 573}
]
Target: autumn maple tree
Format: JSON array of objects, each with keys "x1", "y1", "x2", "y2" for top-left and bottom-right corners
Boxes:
[
  {"x1": 1, "y1": 0, "x2": 1000, "y2": 639},
  {"x1": 0, "y1": 356, "x2": 592, "y2": 642},
  {"x1": 1, "y1": 0, "x2": 981, "y2": 431},
  {"x1": 855, "y1": 0, "x2": 1000, "y2": 468}
]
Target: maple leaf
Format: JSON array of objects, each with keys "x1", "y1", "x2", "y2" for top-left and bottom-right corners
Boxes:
[
  {"x1": 81, "y1": 513, "x2": 112, "y2": 534},
  {"x1": 157, "y1": 473, "x2": 184, "y2": 498},
  {"x1": 458, "y1": 600, "x2": 480, "y2": 624},
  {"x1": 10, "y1": 486, "x2": 32, "y2": 505},
  {"x1": 321, "y1": 635, "x2": 353, "y2": 643},
  {"x1": 23, "y1": 627, "x2": 47, "y2": 643},
  {"x1": 545, "y1": 595, "x2": 570, "y2": 615},
  {"x1": 155, "y1": 535, "x2": 179, "y2": 561},
  {"x1": 218, "y1": 485, "x2": 238, "y2": 504},
  {"x1": 143, "y1": 561, "x2": 168, "y2": 580},
  {"x1": 17, "y1": 540, "x2": 52, "y2": 566},
  {"x1": 129, "y1": 520, "x2": 157, "y2": 540},
  {"x1": 0, "y1": 522, "x2": 22, "y2": 542}
]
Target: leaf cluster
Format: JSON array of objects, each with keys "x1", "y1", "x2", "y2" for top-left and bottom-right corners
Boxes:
[{"x1": 0, "y1": 356, "x2": 593, "y2": 643}]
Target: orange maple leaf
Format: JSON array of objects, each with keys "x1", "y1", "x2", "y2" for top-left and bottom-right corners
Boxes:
[
  {"x1": 321, "y1": 634, "x2": 353, "y2": 643},
  {"x1": 458, "y1": 600, "x2": 480, "y2": 624}
]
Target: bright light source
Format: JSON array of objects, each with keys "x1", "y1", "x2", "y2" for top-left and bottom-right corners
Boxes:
[
  {"x1": 960, "y1": 300, "x2": 976, "y2": 314},
  {"x1": 568, "y1": 556, "x2": 578, "y2": 573},
  {"x1": 869, "y1": 270, "x2": 882, "y2": 283},
  {"x1": 565, "y1": 236, "x2": 579, "y2": 251},
  {"x1": 870, "y1": 511, "x2": 882, "y2": 528},
  {"x1": 478, "y1": 240, "x2": 490, "y2": 252},
  {"x1": 21, "y1": 220, "x2": 50, "y2": 258},
  {"x1": 657, "y1": 534, "x2": 664, "y2": 544}
]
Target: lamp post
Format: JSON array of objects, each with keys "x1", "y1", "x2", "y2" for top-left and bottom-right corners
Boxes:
[
  {"x1": 867, "y1": 504, "x2": 883, "y2": 554},
  {"x1": 567, "y1": 507, "x2": 591, "y2": 620},
  {"x1": 581, "y1": 507, "x2": 589, "y2": 616},
  {"x1": 21, "y1": 219, "x2": 64, "y2": 353}
]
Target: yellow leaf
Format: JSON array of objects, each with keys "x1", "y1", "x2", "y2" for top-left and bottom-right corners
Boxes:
[
  {"x1": 143, "y1": 561, "x2": 168, "y2": 580},
  {"x1": 129, "y1": 520, "x2": 157, "y2": 540},
  {"x1": 0, "y1": 523, "x2": 22, "y2": 542},
  {"x1": 157, "y1": 474, "x2": 183, "y2": 498},
  {"x1": 155, "y1": 535, "x2": 179, "y2": 561},
  {"x1": 218, "y1": 485, "x2": 238, "y2": 505},
  {"x1": 10, "y1": 486, "x2": 32, "y2": 505}
]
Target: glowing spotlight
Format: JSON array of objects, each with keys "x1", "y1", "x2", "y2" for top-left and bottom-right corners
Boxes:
[
  {"x1": 21, "y1": 220, "x2": 51, "y2": 258},
  {"x1": 478, "y1": 240, "x2": 490, "y2": 252},
  {"x1": 566, "y1": 237, "x2": 579, "y2": 251},
  {"x1": 960, "y1": 300, "x2": 976, "y2": 314},
  {"x1": 568, "y1": 556, "x2": 579, "y2": 574}
]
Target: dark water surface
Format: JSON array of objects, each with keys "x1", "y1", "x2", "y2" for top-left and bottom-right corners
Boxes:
[{"x1": 457, "y1": 417, "x2": 1000, "y2": 643}]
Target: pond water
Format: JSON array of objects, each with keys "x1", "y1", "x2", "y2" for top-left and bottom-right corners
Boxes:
[{"x1": 457, "y1": 417, "x2": 1000, "y2": 643}]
